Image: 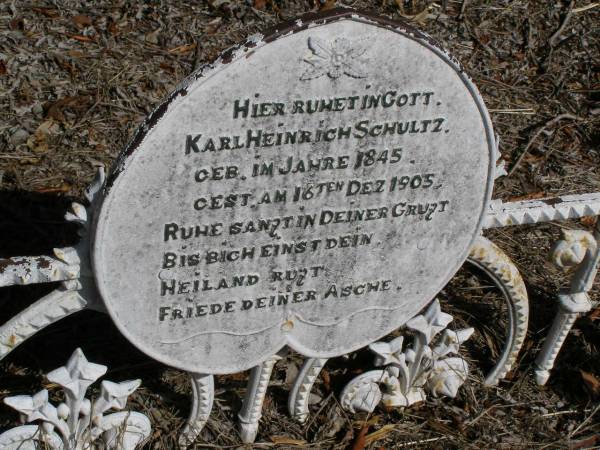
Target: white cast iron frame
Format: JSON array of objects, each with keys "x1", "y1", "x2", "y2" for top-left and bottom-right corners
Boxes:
[{"x1": 1, "y1": 168, "x2": 598, "y2": 445}]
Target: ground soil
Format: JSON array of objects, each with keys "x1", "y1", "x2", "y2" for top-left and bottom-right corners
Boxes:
[{"x1": 0, "y1": 1, "x2": 599, "y2": 449}]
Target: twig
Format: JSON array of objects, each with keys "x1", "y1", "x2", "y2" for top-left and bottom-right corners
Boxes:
[
  {"x1": 507, "y1": 113, "x2": 579, "y2": 177},
  {"x1": 193, "y1": 35, "x2": 204, "y2": 71},
  {"x1": 459, "y1": 0, "x2": 469, "y2": 20},
  {"x1": 394, "y1": 0, "x2": 405, "y2": 15},
  {"x1": 397, "y1": 437, "x2": 445, "y2": 447},
  {"x1": 489, "y1": 108, "x2": 536, "y2": 115},
  {"x1": 304, "y1": 392, "x2": 334, "y2": 433},
  {"x1": 573, "y1": 3, "x2": 599, "y2": 13},
  {"x1": 568, "y1": 404, "x2": 600, "y2": 439},
  {"x1": 0, "y1": 155, "x2": 42, "y2": 162},
  {"x1": 464, "y1": 405, "x2": 496, "y2": 426},
  {"x1": 464, "y1": 19, "x2": 495, "y2": 56},
  {"x1": 540, "y1": 409, "x2": 578, "y2": 418},
  {"x1": 549, "y1": 0, "x2": 574, "y2": 47}
]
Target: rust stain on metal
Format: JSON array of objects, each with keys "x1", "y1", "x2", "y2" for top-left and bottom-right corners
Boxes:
[
  {"x1": 281, "y1": 320, "x2": 294, "y2": 331},
  {"x1": 0, "y1": 257, "x2": 27, "y2": 274},
  {"x1": 36, "y1": 257, "x2": 51, "y2": 269},
  {"x1": 244, "y1": 39, "x2": 258, "y2": 49},
  {"x1": 543, "y1": 197, "x2": 564, "y2": 206},
  {"x1": 8, "y1": 334, "x2": 18, "y2": 347},
  {"x1": 500, "y1": 266, "x2": 513, "y2": 282},
  {"x1": 220, "y1": 48, "x2": 236, "y2": 64},
  {"x1": 470, "y1": 246, "x2": 487, "y2": 260}
]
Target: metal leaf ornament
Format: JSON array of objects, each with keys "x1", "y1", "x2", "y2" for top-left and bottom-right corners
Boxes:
[
  {"x1": 428, "y1": 357, "x2": 470, "y2": 398},
  {"x1": 406, "y1": 300, "x2": 453, "y2": 342},
  {"x1": 370, "y1": 336, "x2": 404, "y2": 366},
  {"x1": 341, "y1": 300, "x2": 474, "y2": 412},
  {"x1": 0, "y1": 348, "x2": 150, "y2": 450}
]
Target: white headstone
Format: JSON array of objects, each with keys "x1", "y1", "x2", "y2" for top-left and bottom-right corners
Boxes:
[{"x1": 92, "y1": 9, "x2": 496, "y2": 374}]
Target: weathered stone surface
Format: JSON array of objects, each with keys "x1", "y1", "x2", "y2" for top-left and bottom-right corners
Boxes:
[{"x1": 92, "y1": 9, "x2": 496, "y2": 373}]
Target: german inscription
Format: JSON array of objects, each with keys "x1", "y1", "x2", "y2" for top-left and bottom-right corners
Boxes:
[{"x1": 92, "y1": 12, "x2": 495, "y2": 373}]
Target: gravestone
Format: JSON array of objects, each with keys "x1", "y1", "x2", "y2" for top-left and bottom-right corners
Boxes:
[{"x1": 92, "y1": 9, "x2": 496, "y2": 374}]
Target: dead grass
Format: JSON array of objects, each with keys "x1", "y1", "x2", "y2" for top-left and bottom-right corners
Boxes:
[{"x1": 1, "y1": 1, "x2": 599, "y2": 448}]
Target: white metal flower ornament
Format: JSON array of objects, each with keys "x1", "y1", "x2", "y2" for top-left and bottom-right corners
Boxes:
[
  {"x1": 0, "y1": 348, "x2": 150, "y2": 450},
  {"x1": 340, "y1": 300, "x2": 474, "y2": 413}
]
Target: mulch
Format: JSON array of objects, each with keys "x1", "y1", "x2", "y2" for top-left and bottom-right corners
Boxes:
[{"x1": 1, "y1": 1, "x2": 599, "y2": 448}]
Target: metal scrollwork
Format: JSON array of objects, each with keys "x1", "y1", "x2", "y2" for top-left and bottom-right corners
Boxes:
[
  {"x1": 179, "y1": 373, "x2": 215, "y2": 448},
  {"x1": 466, "y1": 236, "x2": 530, "y2": 386}
]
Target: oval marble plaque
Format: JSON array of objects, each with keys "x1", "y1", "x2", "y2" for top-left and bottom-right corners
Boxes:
[{"x1": 92, "y1": 9, "x2": 496, "y2": 374}]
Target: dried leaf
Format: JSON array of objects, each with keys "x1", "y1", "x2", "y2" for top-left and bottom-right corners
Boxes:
[
  {"x1": 27, "y1": 119, "x2": 60, "y2": 153},
  {"x1": 568, "y1": 435, "x2": 600, "y2": 449},
  {"x1": 205, "y1": 17, "x2": 222, "y2": 35},
  {"x1": 36, "y1": 183, "x2": 71, "y2": 194},
  {"x1": 159, "y1": 63, "x2": 176, "y2": 74},
  {"x1": 54, "y1": 56, "x2": 77, "y2": 77},
  {"x1": 580, "y1": 370, "x2": 600, "y2": 398},
  {"x1": 283, "y1": 361, "x2": 299, "y2": 387},
  {"x1": 324, "y1": 411, "x2": 346, "y2": 438},
  {"x1": 168, "y1": 43, "x2": 196, "y2": 55},
  {"x1": 14, "y1": 156, "x2": 40, "y2": 165},
  {"x1": 581, "y1": 216, "x2": 597, "y2": 228},
  {"x1": 320, "y1": 0, "x2": 337, "y2": 11},
  {"x1": 45, "y1": 96, "x2": 91, "y2": 122},
  {"x1": 65, "y1": 33, "x2": 94, "y2": 43},
  {"x1": 398, "y1": 6, "x2": 431, "y2": 24},
  {"x1": 9, "y1": 18, "x2": 24, "y2": 31},
  {"x1": 72, "y1": 15, "x2": 93, "y2": 28},
  {"x1": 427, "y1": 418, "x2": 458, "y2": 436},
  {"x1": 0, "y1": 60, "x2": 6, "y2": 76},
  {"x1": 269, "y1": 436, "x2": 306, "y2": 445},
  {"x1": 26, "y1": 135, "x2": 48, "y2": 153},
  {"x1": 145, "y1": 29, "x2": 161, "y2": 44},
  {"x1": 321, "y1": 369, "x2": 331, "y2": 391},
  {"x1": 411, "y1": 8, "x2": 431, "y2": 25},
  {"x1": 589, "y1": 307, "x2": 600, "y2": 321},
  {"x1": 352, "y1": 424, "x2": 369, "y2": 450},
  {"x1": 217, "y1": 372, "x2": 246, "y2": 382},
  {"x1": 107, "y1": 19, "x2": 119, "y2": 35},
  {"x1": 394, "y1": 0, "x2": 405, "y2": 13},
  {"x1": 254, "y1": 0, "x2": 267, "y2": 10},
  {"x1": 32, "y1": 7, "x2": 60, "y2": 18},
  {"x1": 67, "y1": 50, "x2": 86, "y2": 58}
]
